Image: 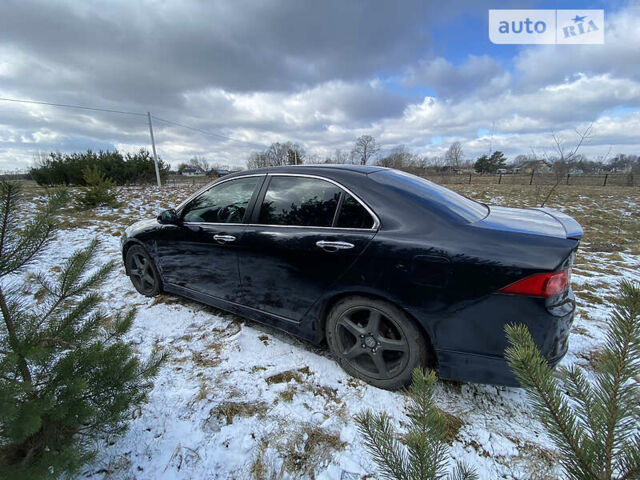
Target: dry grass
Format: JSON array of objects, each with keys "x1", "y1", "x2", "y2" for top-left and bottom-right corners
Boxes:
[
  {"x1": 265, "y1": 367, "x2": 310, "y2": 385},
  {"x1": 250, "y1": 423, "x2": 345, "y2": 480},
  {"x1": 277, "y1": 386, "x2": 296, "y2": 403},
  {"x1": 208, "y1": 401, "x2": 269, "y2": 426},
  {"x1": 249, "y1": 440, "x2": 274, "y2": 480},
  {"x1": 578, "y1": 348, "x2": 608, "y2": 374},
  {"x1": 151, "y1": 295, "x2": 185, "y2": 306},
  {"x1": 435, "y1": 407, "x2": 465, "y2": 444},
  {"x1": 505, "y1": 437, "x2": 561, "y2": 480},
  {"x1": 279, "y1": 425, "x2": 345, "y2": 479}
]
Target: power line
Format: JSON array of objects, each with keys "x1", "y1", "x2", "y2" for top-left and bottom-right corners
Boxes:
[
  {"x1": 0, "y1": 96, "x2": 266, "y2": 149},
  {"x1": 151, "y1": 115, "x2": 265, "y2": 149},
  {"x1": 0, "y1": 96, "x2": 147, "y2": 117}
]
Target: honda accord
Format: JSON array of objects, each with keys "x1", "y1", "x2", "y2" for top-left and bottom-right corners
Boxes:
[{"x1": 121, "y1": 165, "x2": 582, "y2": 389}]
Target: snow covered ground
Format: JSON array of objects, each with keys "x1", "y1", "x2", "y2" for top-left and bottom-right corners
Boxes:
[{"x1": 18, "y1": 184, "x2": 640, "y2": 479}]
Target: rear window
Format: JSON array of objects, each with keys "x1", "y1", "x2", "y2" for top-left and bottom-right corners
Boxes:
[
  {"x1": 337, "y1": 193, "x2": 374, "y2": 229},
  {"x1": 375, "y1": 170, "x2": 488, "y2": 223}
]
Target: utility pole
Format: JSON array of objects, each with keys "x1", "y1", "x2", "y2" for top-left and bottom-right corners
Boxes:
[{"x1": 147, "y1": 112, "x2": 162, "y2": 187}]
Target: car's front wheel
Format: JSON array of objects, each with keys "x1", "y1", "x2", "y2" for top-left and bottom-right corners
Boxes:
[
  {"x1": 125, "y1": 244, "x2": 162, "y2": 297},
  {"x1": 325, "y1": 296, "x2": 429, "y2": 390}
]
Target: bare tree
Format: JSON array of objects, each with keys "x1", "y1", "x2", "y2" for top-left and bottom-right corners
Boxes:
[
  {"x1": 444, "y1": 141, "x2": 463, "y2": 169},
  {"x1": 285, "y1": 143, "x2": 305, "y2": 165},
  {"x1": 424, "y1": 155, "x2": 445, "y2": 170},
  {"x1": 332, "y1": 149, "x2": 348, "y2": 164},
  {"x1": 246, "y1": 152, "x2": 264, "y2": 169},
  {"x1": 534, "y1": 123, "x2": 593, "y2": 207},
  {"x1": 246, "y1": 142, "x2": 305, "y2": 169},
  {"x1": 304, "y1": 153, "x2": 322, "y2": 164},
  {"x1": 377, "y1": 145, "x2": 415, "y2": 169},
  {"x1": 592, "y1": 145, "x2": 613, "y2": 171},
  {"x1": 351, "y1": 135, "x2": 380, "y2": 165},
  {"x1": 189, "y1": 155, "x2": 210, "y2": 172},
  {"x1": 265, "y1": 142, "x2": 289, "y2": 165},
  {"x1": 550, "y1": 123, "x2": 593, "y2": 163}
]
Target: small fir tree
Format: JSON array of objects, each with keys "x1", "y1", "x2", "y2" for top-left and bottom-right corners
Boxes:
[
  {"x1": 76, "y1": 165, "x2": 119, "y2": 208},
  {"x1": 0, "y1": 181, "x2": 164, "y2": 479},
  {"x1": 355, "y1": 369, "x2": 477, "y2": 480},
  {"x1": 506, "y1": 280, "x2": 640, "y2": 480}
]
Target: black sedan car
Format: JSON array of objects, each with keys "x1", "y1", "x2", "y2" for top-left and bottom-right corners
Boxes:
[{"x1": 121, "y1": 165, "x2": 582, "y2": 389}]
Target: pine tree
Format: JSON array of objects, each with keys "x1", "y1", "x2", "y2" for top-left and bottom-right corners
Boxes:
[
  {"x1": 76, "y1": 165, "x2": 119, "y2": 209},
  {"x1": 506, "y1": 281, "x2": 640, "y2": 480},
  {"x1": 0, "y1": 181, "x2": 164, "y2": 479},
  {"x1": 355, "y1": 369, "x2": 477, "y2": 480}
]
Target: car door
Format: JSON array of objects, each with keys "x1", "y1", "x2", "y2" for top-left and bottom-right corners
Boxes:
[
  {"x1": 237, "y1": 174, "x2": 378, "y2": 321},
  {"x1": 155, "y1": 175, "x2": 263, "y2": 302}
]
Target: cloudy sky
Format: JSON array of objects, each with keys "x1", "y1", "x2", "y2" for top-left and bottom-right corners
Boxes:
[{"x1": 1, "y1": 0, "x2": 638, "y2": 170}]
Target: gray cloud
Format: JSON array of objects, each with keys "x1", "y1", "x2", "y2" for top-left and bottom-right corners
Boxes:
[
  {"x1": 0, "y1": 1, "x2": 639, "y2": 170},
  {"x1": 0, "y1": 0, "x2": 441, "y2": 102},
  {"x1": 404, "y1": 55, "x2": 510, "y2": 99}
]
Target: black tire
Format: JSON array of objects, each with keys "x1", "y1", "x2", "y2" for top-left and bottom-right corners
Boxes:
[
  {"x1": 125, "y1": 245, "x2": 162, "y2": 297},
  {"x1": 325, "y1": 296, "x2": 429, "y2": 390}
]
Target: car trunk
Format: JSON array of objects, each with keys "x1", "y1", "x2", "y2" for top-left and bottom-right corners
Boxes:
[{"x1": 476, "y1": 205, "x2": 583, "y2": 240}]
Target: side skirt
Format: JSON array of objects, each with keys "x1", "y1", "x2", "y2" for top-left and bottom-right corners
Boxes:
[{"x1": 163, "y1": 283, "x2": 320, "y2": 344}]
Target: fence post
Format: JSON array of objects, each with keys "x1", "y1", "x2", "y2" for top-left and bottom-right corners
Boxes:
[
  {"x1": 498, "y1": 173, "x2": 502, "y2": 184},
  {"x1": 603, "y1": 173, "x2": 608, "y2": 186},
  {"x1": 566, "y1": 174, "x2": 570, "y2": 185},
  {"x1": 468, "y1": 173, "x2": 472, "y2": 184},
  {"x1": 530, "y1": 170, "x2": 534, "y2": 185}
]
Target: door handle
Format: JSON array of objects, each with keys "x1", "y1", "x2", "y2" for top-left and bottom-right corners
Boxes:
[
  {"x1": 213, "y1": 234, "x2": 236, "y2": 243},
  {"x1": 316, "y1": 240, "x2": 354, "y2": 251}
]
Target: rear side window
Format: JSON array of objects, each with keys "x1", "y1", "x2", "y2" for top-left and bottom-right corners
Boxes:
[
  {"x1": 375, "y1": 169, "x2": 488, "y2": 223},
  {"x1": 258, "y1": 176, "x2": 341, "y2": 227},
  {"x1": 182, "y1": 177, "x2": 259, "y2": 223},
  {"x1": 337, "y1": 193, "x2": 374, "y2": 229}
]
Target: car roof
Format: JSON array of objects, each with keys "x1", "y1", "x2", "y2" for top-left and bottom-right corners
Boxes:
[{"x1": 227, "y1": 164, "x2": 386, "y2": 177}]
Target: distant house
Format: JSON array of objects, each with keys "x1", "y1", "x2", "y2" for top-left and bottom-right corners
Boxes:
[
  {"x1": 518, "y1": 160, "x2": 552, "y2": 174},
  {"x1": 181, "y1": 167, "x2": 205, "y2": 176},
  {"x1": 207, "y1": 168, "x2": 231, "y2": 178}
]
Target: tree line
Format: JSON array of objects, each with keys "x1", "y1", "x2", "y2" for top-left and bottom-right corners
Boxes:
[
  {"x1": 245, "y1": 134, "x2": 640, "y2": 176},
  {"x1": 24, "y1": 133, "x2": 640, "y2": 187},
  {"x1": 29, "y1": 149, "x2": 171, "y2": 186}
]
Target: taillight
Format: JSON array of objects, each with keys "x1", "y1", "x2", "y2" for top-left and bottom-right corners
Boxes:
[{"x1": 498, "y1": 268, "x2": 571, "y2": 298}]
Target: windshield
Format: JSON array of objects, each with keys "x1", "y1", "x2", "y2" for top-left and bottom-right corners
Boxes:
[{"x1": 374, "y1": 169, "x2": 489, "y2": 223}]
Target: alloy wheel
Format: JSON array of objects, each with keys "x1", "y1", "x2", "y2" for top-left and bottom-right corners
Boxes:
[
  {"x1": 334, "y1": 306, "x2": 410, "y2": 380},
  {"x1": 127, "y1": 251, "x2": 157, "y2": 294}
]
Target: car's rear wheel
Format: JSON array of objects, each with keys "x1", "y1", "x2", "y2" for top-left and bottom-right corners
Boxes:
[
  {"x1": 125, "y1": 245, "x2": 162, "y2": 297},
  {"x1": 325, "y1": 296, "x2": 428, "y2": 390}
]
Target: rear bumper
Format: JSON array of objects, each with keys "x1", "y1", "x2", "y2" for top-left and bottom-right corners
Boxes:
[{"x1": 427, "y1": 290, "x2": 575, "y2": 387}]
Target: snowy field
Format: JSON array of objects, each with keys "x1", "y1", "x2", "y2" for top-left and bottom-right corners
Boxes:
[{"x1": 17, "y1": 183, "x2": 640, "y2": 480}]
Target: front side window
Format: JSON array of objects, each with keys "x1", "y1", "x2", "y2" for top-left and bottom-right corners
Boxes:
[
  {"x1": 337, "y1": 193, "x2": 375, "y2": 229},
  {"x1": 182, "y1": 177, "x2": 260, "y2": 223},
  {"x1": 258, "y1": 176, "x2": 341, "y2": 227}
]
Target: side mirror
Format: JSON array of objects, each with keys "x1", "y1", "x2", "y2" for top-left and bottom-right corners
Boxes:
[{"x1": 157, "y1": 208, "x2": 180, "y2": 225}]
